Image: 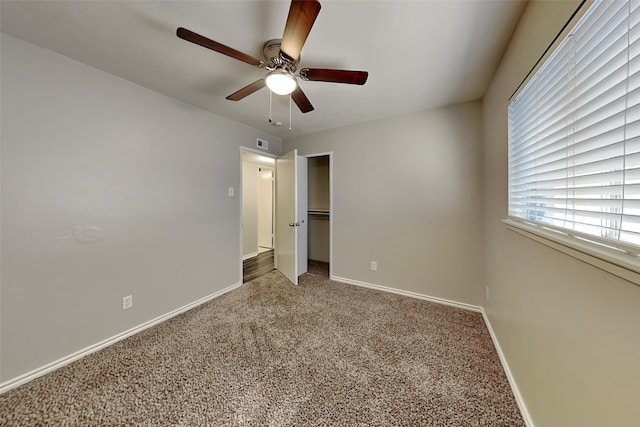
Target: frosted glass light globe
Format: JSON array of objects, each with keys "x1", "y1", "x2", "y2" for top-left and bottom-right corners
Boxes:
[{"x1": 265, "y1": 70, "x2": 297, "y2": 95}]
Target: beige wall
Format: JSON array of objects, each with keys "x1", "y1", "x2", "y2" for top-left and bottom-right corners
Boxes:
[
  {"x1": 308, "y1": 217, "x2": 330, "y2": 263},
  {"x1": 483, "y1": 1, "x2": 640, "y2": 426},
  {"x1": 284, "y1": 102, "x2": 485, "y2": 305},
  {"x1": 0, "y1": 35, "x2": 281, "y2": 383},
  {"x1": 308, "y1": 156, "x2": 330, "y2": 211}
]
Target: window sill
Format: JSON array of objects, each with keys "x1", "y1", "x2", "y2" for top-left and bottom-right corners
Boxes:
[{"x1": 502, "y1": 218, "x2": 640, "y2": 286}]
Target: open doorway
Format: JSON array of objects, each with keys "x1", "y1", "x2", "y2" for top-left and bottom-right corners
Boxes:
[
  {"x1": 306, "y1": 153, "x2": 331, "y2": 279},
  {"x1": 241, "y1": 150, "x2": 276, "y2": 283},
  {"x1": 240, "y1": 149, "x2": 333, "y2": 284},
  {"x1": 257, "y1": 168, "x2": 274, "y2": 253}
]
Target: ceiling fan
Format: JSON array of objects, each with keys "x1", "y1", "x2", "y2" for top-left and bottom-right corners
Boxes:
[{"x1": 176, "y1": 0, "x2": 368, "y2": 114}]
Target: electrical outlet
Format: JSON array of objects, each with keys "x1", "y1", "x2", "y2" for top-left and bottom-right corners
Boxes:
[
  {"x1": 485, "y1": 286, "x2": 490, "y2": 301},
  {"x1": 122, "y1": 295, "x2": 133, "y2": 310},
  {"x1": 370, "y1": 261, "x2": 377, "y2": 271}
]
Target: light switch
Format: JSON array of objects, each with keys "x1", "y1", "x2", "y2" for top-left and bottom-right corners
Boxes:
[{"x1": 228, "y1": 187, "x2": 234, "y2": 197}]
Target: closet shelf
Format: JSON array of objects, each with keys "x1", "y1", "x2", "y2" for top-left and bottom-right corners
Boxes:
[{"x1": 308, "y1": 209, "x2": 330, "y2": 216}]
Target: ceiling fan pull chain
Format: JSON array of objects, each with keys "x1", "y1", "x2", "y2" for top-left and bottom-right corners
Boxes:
[
  {"x1": 269, "y1": 90, "x2": 273, "y2": 123},
  {"x1": 289, "y1": 94, "x2": 293, "y2": 131}
]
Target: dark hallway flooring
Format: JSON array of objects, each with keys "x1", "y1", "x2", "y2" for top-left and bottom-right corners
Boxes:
[
  {"x1": 243, "y1": 249, "x2": 274, "y2": 283},
  {"x1": 243, "y1": 251, "x2": 329, "y2": 283}
]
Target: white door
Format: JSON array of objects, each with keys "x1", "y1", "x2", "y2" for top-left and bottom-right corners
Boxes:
[{"x1": 275, "y1": 150, "x2": 307, "y2": 285}]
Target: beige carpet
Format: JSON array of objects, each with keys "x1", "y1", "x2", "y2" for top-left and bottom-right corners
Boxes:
[{"x1": 0, "y1": 270, "x2": 524, "y2": 426}]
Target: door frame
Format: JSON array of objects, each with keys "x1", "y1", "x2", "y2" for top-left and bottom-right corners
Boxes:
[
  {"x1": 239, "y1": 146, "x2": 278, "y2": 282},
  {"x1": 304, "y1": 151, "x2": 334, "y2": 279},
  {"x1": 239, "y1": 147, "x2": 334, "y2": 283}
]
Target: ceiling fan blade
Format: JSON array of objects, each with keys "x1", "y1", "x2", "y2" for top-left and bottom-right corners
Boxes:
[
  {"x1": 291, "y1": 86, "x2": 314, "y2": 113},
  {"x1": 226, "y1": 80, "x2": 266, "y2": 101},
  {"x1": 177, "y1": 27, "x2": 263, "y2": 67},
  {"x1": 280, "y1": 0, "x2": 321, "y2": 62},
  {"x1": 300, "y1": 68, "x2": 369, "y2": 85}
]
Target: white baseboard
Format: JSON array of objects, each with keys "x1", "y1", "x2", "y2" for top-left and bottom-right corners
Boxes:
[
  {"x1": 242, "y1": 252, "x2": 258, "y2": 260},
  {"x1": 330, "y1": 275, "x2": 483, "y2": 313},
  {"x1": 0, "y1": 281, "x2": 243, "y2": 395},
  {"x1": 481, "y1": 310, "x2": 534, "y2": 427},
  {"x1": 331, "y1": 274, "x2": 533, "y2": 426}
]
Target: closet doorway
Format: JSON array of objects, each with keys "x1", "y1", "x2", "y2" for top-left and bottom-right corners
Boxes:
[{"x1": 306, "y1": 153, "x2": 332, "y2": 279}]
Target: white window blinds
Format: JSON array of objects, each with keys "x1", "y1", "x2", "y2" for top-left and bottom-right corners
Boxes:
[{"x1": 508, "y1": 0, "x2": 640, "y2": 254}]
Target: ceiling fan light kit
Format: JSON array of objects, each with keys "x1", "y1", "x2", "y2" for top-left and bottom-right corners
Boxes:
[
  {"x1": 265, "y1": 69, "x2": 297, "y2": 96},
  {"x1": 176, "y1": 0, "x2": 369, "y2": 122}
]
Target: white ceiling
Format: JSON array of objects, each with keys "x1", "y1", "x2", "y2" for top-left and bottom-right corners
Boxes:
[{"x1": 0, "y1": 0, "x2": 527, "y2": 138}]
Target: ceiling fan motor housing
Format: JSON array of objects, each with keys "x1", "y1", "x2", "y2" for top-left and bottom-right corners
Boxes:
[{"x1": 263, "y1": 39, "x2": 299, "y2": 72}]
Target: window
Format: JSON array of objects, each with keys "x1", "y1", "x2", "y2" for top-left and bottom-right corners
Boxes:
[{"x1": 508, "y1": 0, "x2": 640, "y2": 271}]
